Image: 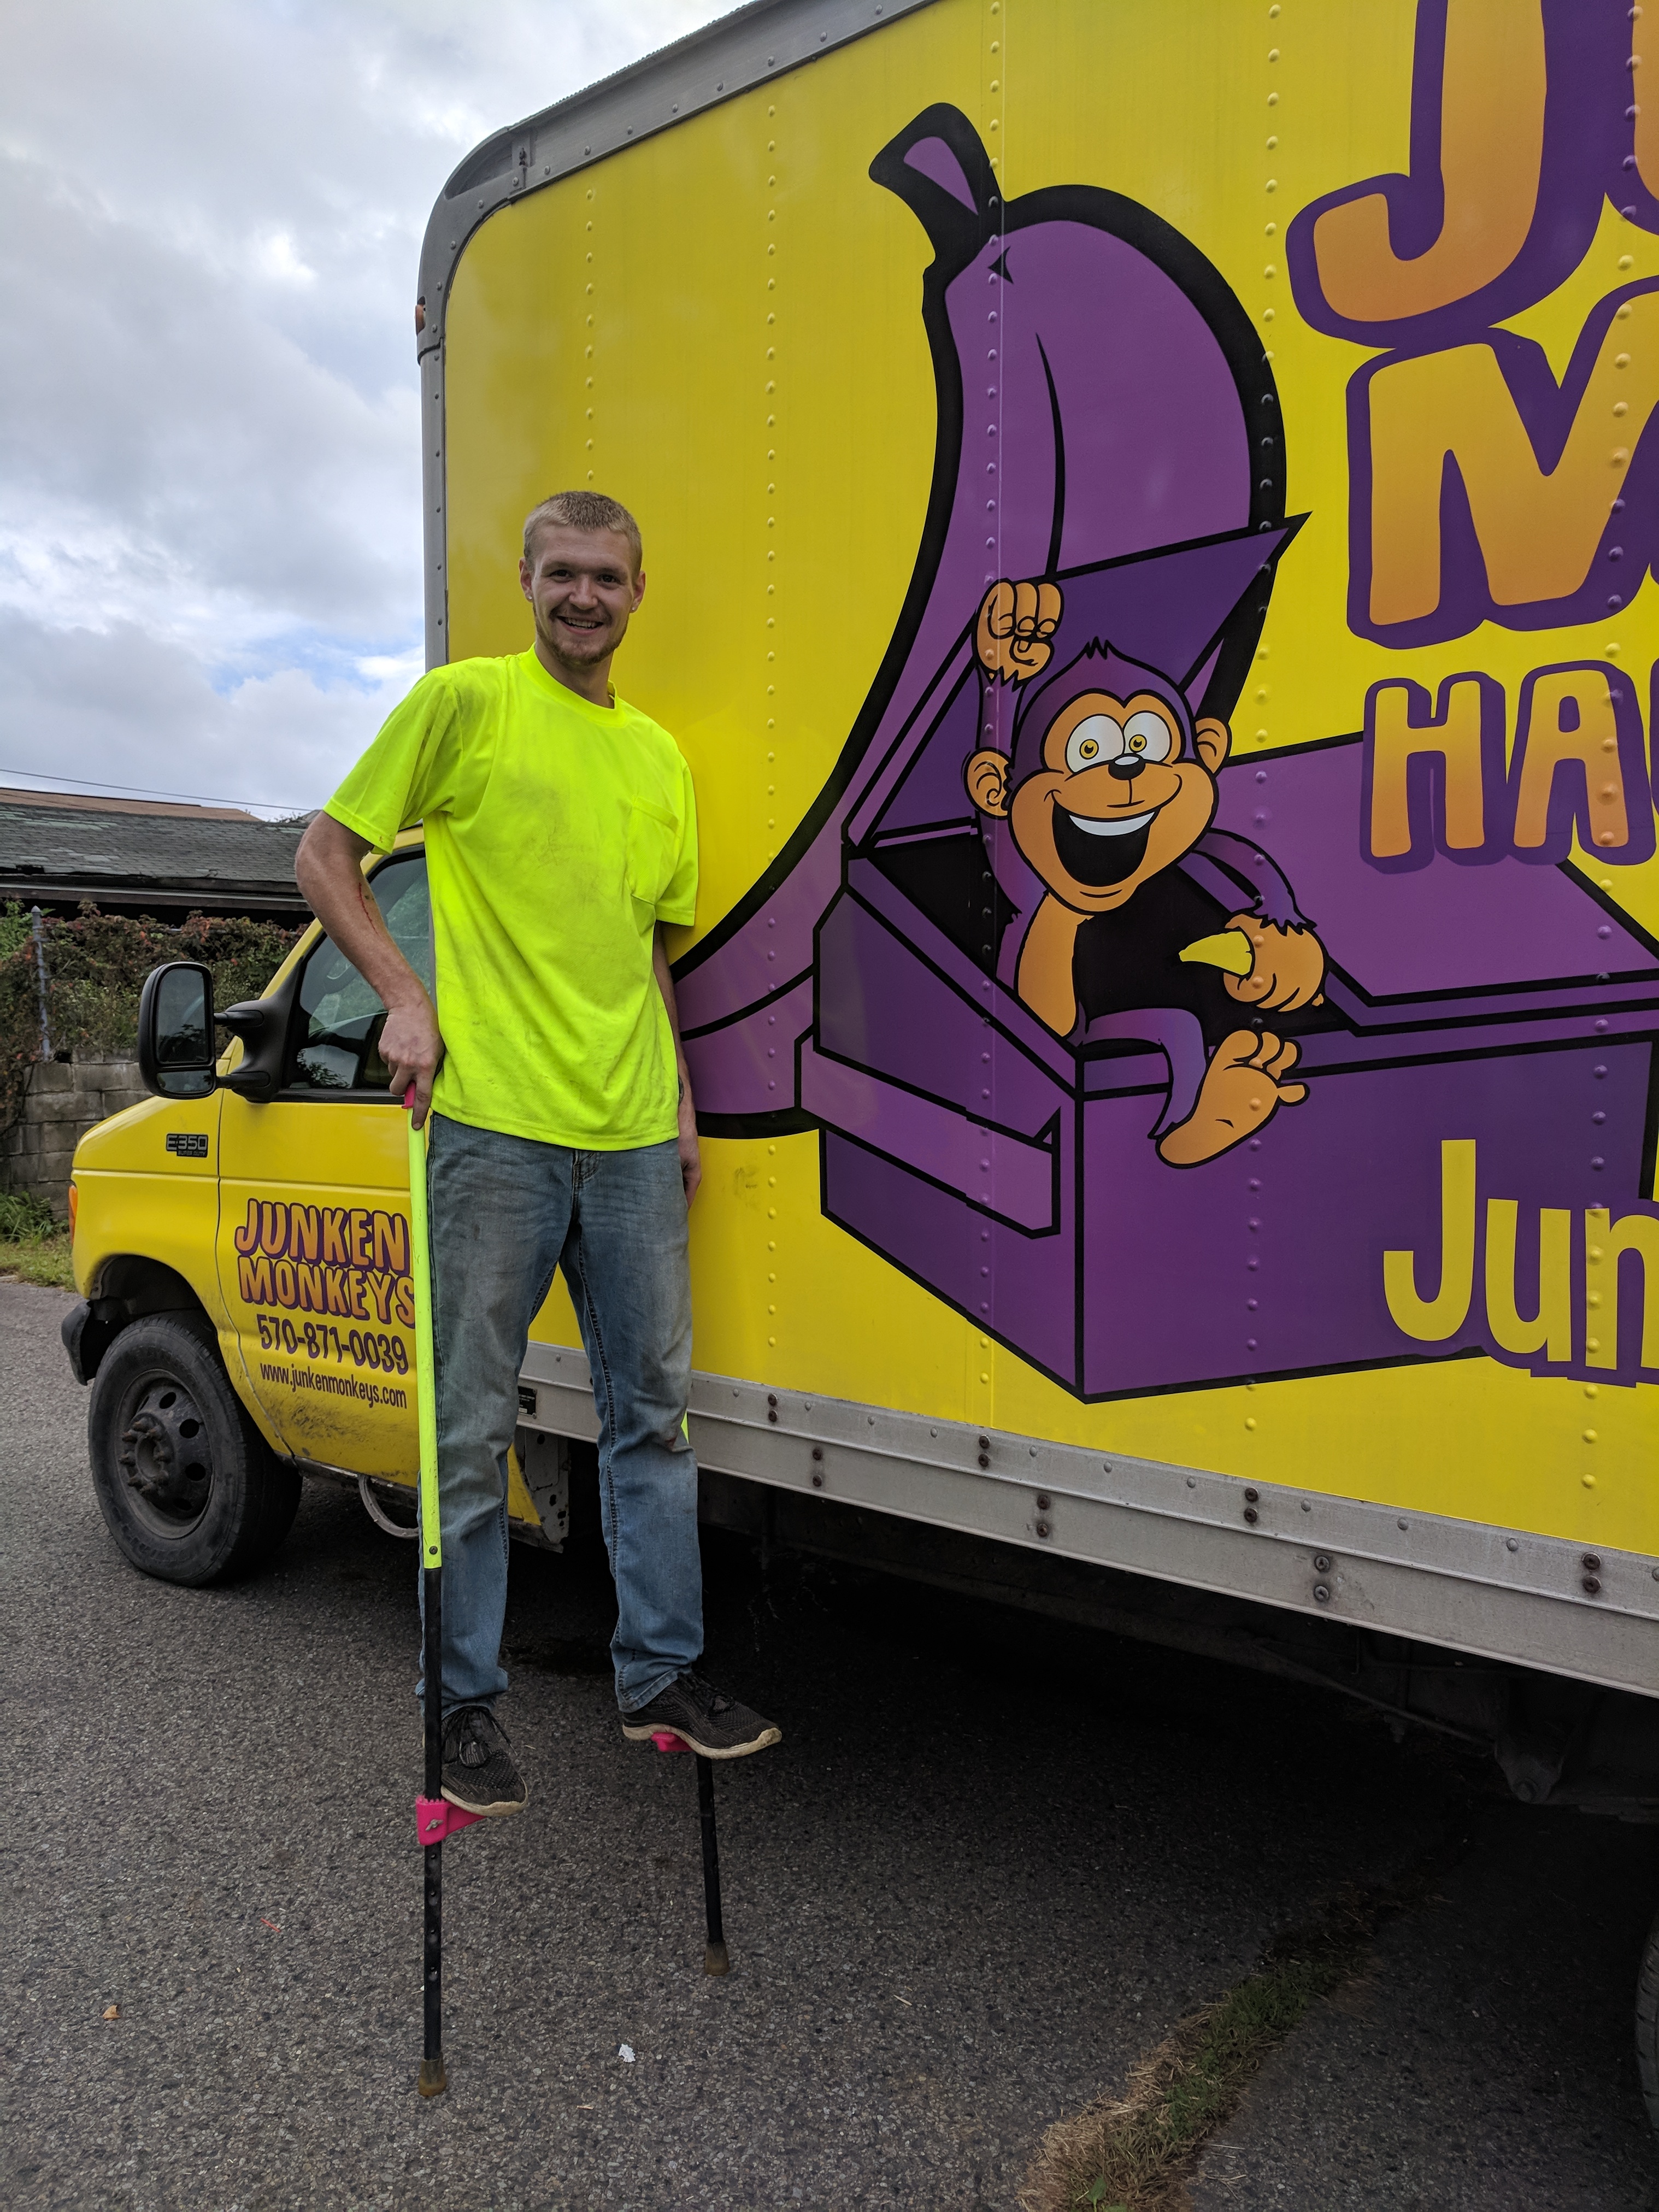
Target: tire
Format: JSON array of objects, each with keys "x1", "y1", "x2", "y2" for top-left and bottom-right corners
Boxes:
[
  {"x1": 1640, "y1": 1905, "x2": 1659, "y2": 2140},
  {"x1": 88, "y1": 1311, "x2": 302, "y2": 1585}
]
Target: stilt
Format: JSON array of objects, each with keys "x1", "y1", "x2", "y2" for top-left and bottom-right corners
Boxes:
[
  {"x1": 652, "y1": 1731, "x2": 731, "y2": 1975},
  {"x1": 696, "y1": 1754, "x2": 730, "y2": 1976},
  {"x1": 407, "y1": 1087, "x2": 478, "y2": 2094},
  {"x1": 418, "y1": 1565, "x2": 447, "y2": 2096}
]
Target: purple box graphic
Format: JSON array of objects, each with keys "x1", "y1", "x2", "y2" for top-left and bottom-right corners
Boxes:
[{"x1": 804, "y1": 736, "x2": 1657, "y2": 1398}]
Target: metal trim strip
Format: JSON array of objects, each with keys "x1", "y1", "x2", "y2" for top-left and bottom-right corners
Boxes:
[
  {"x1": 516, "y1": 1342, "x2": 1659, "y2": 1698},
  {"x1": 416, "y1": 0, "x2": 939, "y2": 357}
]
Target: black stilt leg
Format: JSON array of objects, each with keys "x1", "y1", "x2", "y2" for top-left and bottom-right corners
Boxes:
[
  {"x1": 696, "y1": 1754, "x2": 730, "y2": 1976},
  {"x1": 419, "y1": 1564, "x2": 447, "y2": 2095},
  {"x1": 407, "y1": 1090, "x2": 458, "y2": 2096}
]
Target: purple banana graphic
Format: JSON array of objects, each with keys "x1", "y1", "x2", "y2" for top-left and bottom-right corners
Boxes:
[{"x1": 676, "y1": 106, "x2": 1285, "y2": 1118}]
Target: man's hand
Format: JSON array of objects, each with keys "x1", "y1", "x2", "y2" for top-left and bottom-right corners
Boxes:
[
  {"x1": 652, "y1": 924, "x2": 700, "y2": 1205},
  {"x1": 381, "y1": 994, "x2": 445, "y2": 1130},
  {"x1": 976, "y1": 579, "x2": 1063, "y2": 683},
  {"x1": 676, "y1": 1072, "x2": 702, "y2": 1207},
  {"x1": 676, "y1": 1076, "x2": 702, "y2": 1206},
  {"x1": 1222, "y1": 914, "x2": 1326, "y2": 1012}
]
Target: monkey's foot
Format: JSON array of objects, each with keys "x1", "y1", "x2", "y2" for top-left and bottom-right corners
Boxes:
[{"x1": 1156, "y1": 1030, "x2": 1307, "y2": 1167}]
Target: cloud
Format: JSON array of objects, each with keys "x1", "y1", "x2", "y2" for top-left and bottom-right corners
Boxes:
[
  {"x1": 2, "y1": 0, "x2": 724, "y2": 809},
  {"x1": 0, "y1": 609, "x2": 423, "y2": 814}
]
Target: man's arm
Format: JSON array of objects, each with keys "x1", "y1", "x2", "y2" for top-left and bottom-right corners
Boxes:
[
  {"x1": 652, "y1": 924, "x2": 701, "y2": 1206},
  {"x1": 294, "y1": 812, "x2": 444, "y2": 1127}
]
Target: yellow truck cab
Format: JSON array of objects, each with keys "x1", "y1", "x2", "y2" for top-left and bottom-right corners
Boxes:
[{"x1": 63, "y1": 835, "x2": 566, "y2": 1585}]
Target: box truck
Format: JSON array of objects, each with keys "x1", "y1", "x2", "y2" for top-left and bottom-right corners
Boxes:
[{"x1": 62, "y1": 0, "x2": 1659, "y2": 2115}]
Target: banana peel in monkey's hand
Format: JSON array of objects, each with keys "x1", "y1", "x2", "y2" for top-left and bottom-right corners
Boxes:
[{"x1": 1179, "y1": 929, "x2": 1254, "y2": 976}]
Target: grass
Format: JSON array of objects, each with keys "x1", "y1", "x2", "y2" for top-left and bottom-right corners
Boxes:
[
  {"x1": 1016, "y1": 1884, "x2": 1415, "y2": 2212},
  {"x1": 0, "y1": 1190, "x2": 75, "y2": 1290}
]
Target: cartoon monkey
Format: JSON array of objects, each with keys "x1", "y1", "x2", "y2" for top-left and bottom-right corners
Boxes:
[{"x1": 966, "y1": 578, "x2": 1326, "y2": 1167}]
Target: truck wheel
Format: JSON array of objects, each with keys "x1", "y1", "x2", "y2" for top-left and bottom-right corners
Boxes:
[
  {"x1": 88, "y1": 1313, "x2": 302, "y2": 1585},
  {"x1": 1640, "y1": 1906, "x2": 1659, "y2": 2138}
]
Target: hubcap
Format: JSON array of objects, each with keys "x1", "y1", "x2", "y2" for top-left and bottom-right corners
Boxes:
[{"x1": 117, "y1": 1373, "x2": 213, "y2": 1537}]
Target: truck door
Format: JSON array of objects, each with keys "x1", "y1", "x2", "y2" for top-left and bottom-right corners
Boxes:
[{"x1": 216, "y1": 849, "x2": 431, "y2": 1481}]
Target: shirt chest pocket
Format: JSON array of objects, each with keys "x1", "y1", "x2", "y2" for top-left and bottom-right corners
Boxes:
[{"x1": 625, "y1": 799, "x2": 679, "y2": 912}]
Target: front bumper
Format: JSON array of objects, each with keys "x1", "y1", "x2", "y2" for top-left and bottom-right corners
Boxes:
[{"x1": 61, "y1": 1298, "x2": 123, "y2": 1386}]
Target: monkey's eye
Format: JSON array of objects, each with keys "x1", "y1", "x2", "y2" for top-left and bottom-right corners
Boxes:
[
  {"x1": 1064, "y1": 715, "x2": 1125, "y2": 774},
  {"x1": 1123, "y1": 709, "x2": 1175, "y2": 761}
]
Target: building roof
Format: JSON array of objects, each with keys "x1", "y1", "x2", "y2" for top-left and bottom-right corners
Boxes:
[
  {"x1": 0, "y1": 789, "x2": 314, "y2": 917},
  {"x1": 0, "y1": 785, "x2": 266, "y2": 822}
]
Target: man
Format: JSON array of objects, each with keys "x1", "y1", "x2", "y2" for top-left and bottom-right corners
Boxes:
[{"x1": 295, "y1": 489, "x2": 781, "y2": 1818}]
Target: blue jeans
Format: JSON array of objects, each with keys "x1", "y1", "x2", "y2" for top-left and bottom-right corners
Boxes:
[{"x1": 419, "y1": 1114, "x2": 702, "y2": 1716}]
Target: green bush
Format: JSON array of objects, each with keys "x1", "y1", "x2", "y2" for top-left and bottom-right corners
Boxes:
[
  {"x1": 0, "y1": 902, "x2": 32, "y2": 961},
  {"x1": 0, "y1": 1189, "x2": 59, "y2": 1244},
  {"x1": 1, "y1": 934, "x2": 44, "y2": 1131},
  {"x1": 0, "y1": 902, "x2": 304, "y2": 1131},
  {"x1": 0, "y1": 1185, "x2": 74, "y2": 1286}
]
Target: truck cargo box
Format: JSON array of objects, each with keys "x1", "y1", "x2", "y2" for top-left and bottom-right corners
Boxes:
[{"x1": 402, "y1": 0, "x2": 1657, "y2": 1697}]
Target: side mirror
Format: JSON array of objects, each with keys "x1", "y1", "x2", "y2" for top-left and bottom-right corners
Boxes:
[
  {"x1": 137, "y1": 962, "x2": 217, "y2": 1099},
  {"x1": 217, "y1": 997, "x2": 282, "y2": 1102},
  {"x1": 136, "y1": 961, "x2": 301, "y2": 1105}
]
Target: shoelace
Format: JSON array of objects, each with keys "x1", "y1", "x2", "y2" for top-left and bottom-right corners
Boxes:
[
  {"x1": 679, "y1": 1670, "x2": 733, "y2": 1717},
  {"x1": 447, "y1": 1707, "x2": 508, "y2": 1768}
]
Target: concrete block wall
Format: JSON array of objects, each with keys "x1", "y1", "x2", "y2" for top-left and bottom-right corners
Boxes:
[{"x1": 1, "y1": 1058, "x2": 146, "y2": 1220}]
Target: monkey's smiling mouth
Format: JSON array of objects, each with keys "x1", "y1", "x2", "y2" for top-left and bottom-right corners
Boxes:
[{"x1": 1051, "y1": 804, "x2": 1155, "y2": 887}]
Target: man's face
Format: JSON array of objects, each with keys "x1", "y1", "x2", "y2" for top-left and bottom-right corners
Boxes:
[{"x1": 519, "y1": 525, "x2": 645, "y2": 676}]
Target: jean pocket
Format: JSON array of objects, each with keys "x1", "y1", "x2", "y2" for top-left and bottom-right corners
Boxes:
[{"x1": 625, "y1": 799, "x2": 678, "y2": 912}]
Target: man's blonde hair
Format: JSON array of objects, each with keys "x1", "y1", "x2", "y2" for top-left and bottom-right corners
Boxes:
[{"x1": 522, "y1": 490, "x2": 643, "y2": 575}]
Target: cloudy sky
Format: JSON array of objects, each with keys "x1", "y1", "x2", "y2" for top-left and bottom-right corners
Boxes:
[{"x1": 2, "y1": 0, "x2": 723, "y2": 817}]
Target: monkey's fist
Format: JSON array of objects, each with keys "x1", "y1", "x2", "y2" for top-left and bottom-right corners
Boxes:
[{"x1": 976, "y1": 579, "x2": 1062, "y2": 683}]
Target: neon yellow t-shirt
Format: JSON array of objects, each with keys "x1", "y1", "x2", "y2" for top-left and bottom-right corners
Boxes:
[{"x1": 325, "y1": 649, "x2": 697, "y2": 1150}]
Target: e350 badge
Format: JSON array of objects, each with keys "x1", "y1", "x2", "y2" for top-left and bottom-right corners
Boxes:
[{"x1": 165, "y1": 1132, "x2": 210, "y2": 1158}]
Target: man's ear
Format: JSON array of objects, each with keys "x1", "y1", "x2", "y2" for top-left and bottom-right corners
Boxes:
[
  {"x1": 519, "y1": 556, "x2": 534, "y2": 604},
  {"x1": 965, "y1": 749, "x2": 1010, "y2": 819},
  {"x1": 1193, "y1": 716, "x2": 1231, "y2": 773}
]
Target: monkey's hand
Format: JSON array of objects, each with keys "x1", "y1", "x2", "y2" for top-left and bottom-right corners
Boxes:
[
  {"x1": 976, "y1": 579, "x2": 1062, "y2": 683},
  {"x1": 1222, "y1": 914, "x2": 1326, "y2": 1011}
]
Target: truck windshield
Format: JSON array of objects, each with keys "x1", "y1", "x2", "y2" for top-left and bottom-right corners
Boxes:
[{"x1": 291, "y1": 851, "x2": 432, "y2": 1093}]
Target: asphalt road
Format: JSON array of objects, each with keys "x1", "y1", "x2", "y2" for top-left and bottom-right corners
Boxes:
[{"x1": 3, "y1": 1277, "x2": 1657, "y2": 2211}]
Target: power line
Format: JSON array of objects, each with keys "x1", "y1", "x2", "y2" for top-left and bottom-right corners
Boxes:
[{"x1": 0, "y1": 767, "x2": 313, "y2": 814}]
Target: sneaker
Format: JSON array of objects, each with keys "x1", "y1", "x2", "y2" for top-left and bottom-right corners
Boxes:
[
  {"x1": 440, "y1": 1704, "x2": 528, "y2": 1816},
  {"x1": 621, "y1": 1670, "x2": 782, "y2": 1760}
]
